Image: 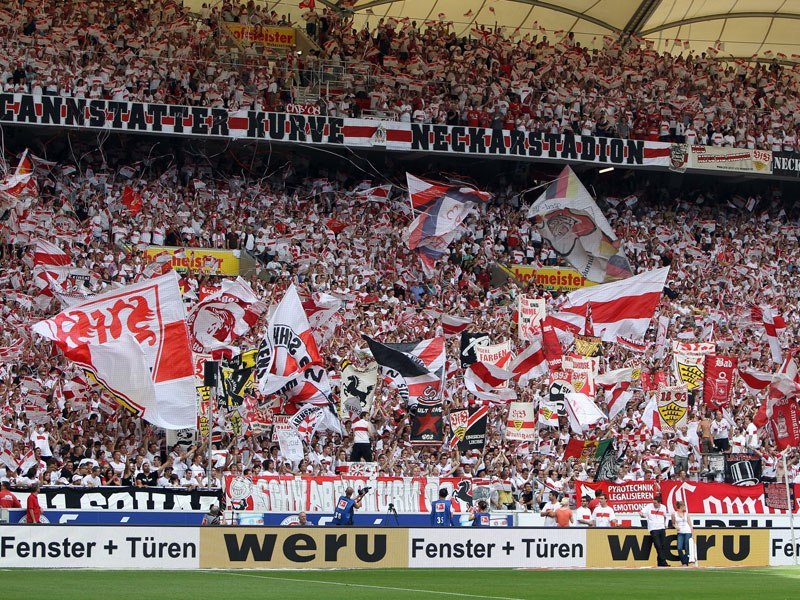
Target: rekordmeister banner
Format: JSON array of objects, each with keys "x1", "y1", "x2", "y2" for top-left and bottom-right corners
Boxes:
[{"x1": 0, "y1": 94, "x2": 674, "y2": 168}]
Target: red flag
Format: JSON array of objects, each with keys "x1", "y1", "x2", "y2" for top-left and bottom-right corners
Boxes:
[
  {"x1": 766, "y1": 355, "x2": 800, "y2": 449},
  {"x1": 298, "y1": 0, "x2": 315, "y2": 8},
  {"x1": 541, "y1": 317, "x2": 563, "y2": 371},
  {"x1": 703, "y1": 355, "x2": 738, "y2": 409},
  {"x1": 325, "y1": 218, "x2": 348, "y2": 233},
  {"x1": 122, "y1": 185, "x2": 143, "y2": 214}
]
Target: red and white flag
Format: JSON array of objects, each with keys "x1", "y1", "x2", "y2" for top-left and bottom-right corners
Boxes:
[
  {"x1": 302, "y1": 292, "x2": 341, "y2": 347},
  {"x1": 641, "y1": 395, "x2": 662, "y2": 435},
  {"x1": 550, "y1": 267, "x2": 669, "y2": 342},
  {"x1": 441, "y1": 314, "x2": 472, "y2": 337},
  {"x1": 738, "y1": 367, "x2": 772, "y2": 395},
  {"x1": 186, "y1": 277, "x2": 266, "y2": 358},
  {"x1": 508, "y1": 340, "x2": 549, "y2": 382},
  {"x1": 596, "y1": 367, "x2": 636, "y2": 420},
  {"x1": 31, "y1": 271, "x2": 197, "y2": 429},
  {"x1": 766, "y1": 354, "x2": 800, "y2": 450},
  {"x1": 564, "y1": 392, "x2": 606, "y2": 434},
  {"x1": 289, "y1": 404, "x2": 325, "y2": 442},
  {"x1": 33, "y1": 239, "x2": 71, "y2": 267},
  {"x1": 751, "y1": 305, "x2": 786, "y2": 364},
  {"x1": 257, "y1": 284, "x2": 336, "y2": 410},
  {"x1": 464, "y1": 361, "x2": 516, "y2": 403},
  {"x1": 353, "y1": 184, "x2": 391, "y2": 203}
]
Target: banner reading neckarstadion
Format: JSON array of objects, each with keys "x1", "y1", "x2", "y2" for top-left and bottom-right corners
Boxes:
[
  {"x1": 0, "y1": 94, "x2": 673, "y2": 168},
  {"x1": 586, "y1": 528, "x2": 769, "y2": 567}
]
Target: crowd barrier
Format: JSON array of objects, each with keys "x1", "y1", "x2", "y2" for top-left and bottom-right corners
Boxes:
[{"x1": 0, "y1": 526, "x2": 795, "y2": 569}]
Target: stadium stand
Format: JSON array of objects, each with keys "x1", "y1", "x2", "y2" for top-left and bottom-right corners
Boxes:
[{"x1": 0, "y1": 1, "x2": 798, "y2": 518}]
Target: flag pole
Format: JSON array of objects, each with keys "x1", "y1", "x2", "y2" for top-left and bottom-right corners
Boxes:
[
  {"x1": 204, "y1": 360, "x2": 219, "y2": 486},
  {"x1": 781, "y1": 449, "x2": 797, "y2": 565}
]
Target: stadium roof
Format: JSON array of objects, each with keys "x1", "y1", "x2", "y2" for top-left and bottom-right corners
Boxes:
[{"x1": 248, "y1": 0, "x2": 800, "y2": 62}]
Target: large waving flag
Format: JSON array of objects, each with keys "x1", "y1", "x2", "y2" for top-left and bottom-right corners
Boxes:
[
  {"x1": 256, "y1": 284, "x2": 333, "y2": 408},
  {"x1": 549, "y1": 267, "x2": 669, "y2": 342},
  {"x1": 31, "y1": 271, "x2": 197, "y2": 429},
  {"x1": 403, "y1": 174, "x2": 488, "y2": 276},
  {"x1": 363, "y1": 334, "x2": 445, "y2": 407},
  {"x1": 186, "y1": 277, "x2": 266, "y2": 358},
  {"x1": 564, "y1": 392, "x2": 606, "y2": 434},
  {"x1": 527, "y1": 166, "x2": 631, "y2": 282}
]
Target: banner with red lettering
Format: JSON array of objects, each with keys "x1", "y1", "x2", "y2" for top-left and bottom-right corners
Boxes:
[
  {"x1": 662, "y1": 480, "x2": 800, "y2": 514},
  {"x1": 574, "y1": 480, "x2": 660, "y2": 512},
  {"x1": 32, "y1": 271, "x2": 196, "y2": 428},
  {"x1": 703, "y1": 354, "x2": 738, "y2": 409},
  {"x1": 225, "y1": 475, "x2": 479, "y2": 514}
]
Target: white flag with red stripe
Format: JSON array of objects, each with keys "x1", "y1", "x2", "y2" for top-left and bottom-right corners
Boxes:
[
  {"x1": 33, "y1": 238, "x2": 71, "y2": 267},
  {"x1": 464, "y1": 361, "x2": 516, "y2": 403},
  {"x1": 508, "y1": 340, "x2": 549, "y2": 383},
  {"x1": 564, "y1": 392, "x2": 606, "y2": 434},
  {"x1": 641, "y1": 395, "x2": 662, "y2": 436},
  {"x1": 737, "y1": 368, "x2": 772, "y2": 395},
  {"x1": 752, "y1": 305, "x2": 785, "y2": 364},
  {"x1": 441, "y1": 314, "x2": 473, "y2": 338},
  {"x1": 596, "y1": 367, "x2": 636, "y2": 420},
  {"x1": 31, "y1": 271, "x2": 197, "y2": 429},
  {"x1": 550, "y1": 267, "x2": 669, "y2": 342}
]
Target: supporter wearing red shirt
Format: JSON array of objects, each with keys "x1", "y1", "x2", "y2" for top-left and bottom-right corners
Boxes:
[
  {"x1": 467, "y1": 108, "x2": 481, "y2": 127},
  {"x1": 0, "y1": 481, "x2": 21, "y2": 508},
  {"x1": 26, "y1": 483, "x2": 42, "y2": 524}
]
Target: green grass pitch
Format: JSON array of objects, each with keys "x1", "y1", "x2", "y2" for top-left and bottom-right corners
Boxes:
[{"x1": 3, "y1": 567, "x2": 800, "y2": 599}]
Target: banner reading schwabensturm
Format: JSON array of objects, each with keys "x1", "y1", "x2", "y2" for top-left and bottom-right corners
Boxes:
[{"x1": 10, "y1": 486, "x2": 221, "y2": 511}]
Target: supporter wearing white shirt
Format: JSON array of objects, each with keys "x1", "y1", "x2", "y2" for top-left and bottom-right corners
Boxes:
[
  {"x1": 640, "y1": 496, "x2": 670, "y2": 566},
  {"x1": 575, "y1": 496, "x2": 593, "y2": 526},
  {"x1": 540, "y1": 491, "x2": 560, "y2": 526},
  {"x1": 711, "y1": 413, "x2": 731, "y2": 452},
  {"x1": 591, "y1": 493, "x2": 617, "y2": 527},
  {"x1": 82, "y1": 466, "x2": 102, "y2": 488}
]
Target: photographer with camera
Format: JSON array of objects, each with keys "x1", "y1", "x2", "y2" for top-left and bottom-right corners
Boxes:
[{"x1": 330, "y1": 486, "x2": 369, "y2": 526}]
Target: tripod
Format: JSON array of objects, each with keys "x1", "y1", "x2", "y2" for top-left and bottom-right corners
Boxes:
[{"x1": 386, "y1": 502, "x2": 400, "y2": 526}]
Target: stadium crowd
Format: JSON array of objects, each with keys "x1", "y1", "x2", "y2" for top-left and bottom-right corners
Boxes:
[
  {"x1": 2, "y1": 0, "x2": 800, "y2": 150},
  {"x1": 0, "y1": 132, "x2": 799, "y2": 512},
  {"x1": 0, "y1": 0, "x2": 798, "y2": 512}
]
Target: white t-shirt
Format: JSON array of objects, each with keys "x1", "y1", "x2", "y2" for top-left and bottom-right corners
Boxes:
[
  {"x1": 541, "y1": 500, "x2": 560, "y2": 526},
  {"x1": 641, "y1": 503, "x2": 669, "y2": 531},
  {"x1": 352, "y1": 418, "x2": 371, "y2": 445},
  {"x1": 575, "y1": 506, "x2": 593, "y2": 526},
  {"x1": 592, "y1": 504, "x2": 617, "y2": 527}
]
